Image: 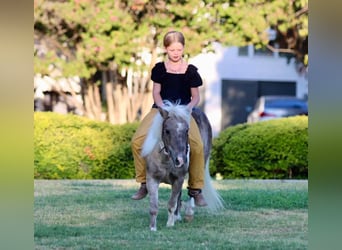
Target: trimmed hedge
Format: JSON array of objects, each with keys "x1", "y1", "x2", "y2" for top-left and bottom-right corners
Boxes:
[
  {"x1": 35, "y1": 112, "x2": 307, "y2": 180},
  {"x1": 34, "y1": 112, "x2": 138, "y2": 179},
  {"x1": 210, "y1": 116, "x2": 308, "y2": 179}
]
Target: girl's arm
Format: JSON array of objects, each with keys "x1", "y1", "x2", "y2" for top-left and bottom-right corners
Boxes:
[
  {"x1": 187, "y1": 87, "x2": 200, "y2": 110},
  {"x1": 152, "y1": 82, "x2": 164, "y2": 107}
]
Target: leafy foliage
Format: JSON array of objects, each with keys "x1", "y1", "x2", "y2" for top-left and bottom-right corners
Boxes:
[
  {"x1": 34, "y1": 0, "x2": 138, "y2": 78},
  {"x1": 34, "y1": 0, "x2": 308, "y2": 77},
  {"x1": 34, "y1": 0, "x2": 308, "y2": 123},
  {"x1": 35, "y1": 112, "x2": 308, "y2": 180},
  {"x1": 34, "y1": 112, "x2": 138, "y2": 179},
  {"x1": 210, "y1": 116, "x2": 308, "y2": 179}
]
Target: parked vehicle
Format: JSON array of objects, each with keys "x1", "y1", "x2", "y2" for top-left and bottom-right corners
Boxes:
[{"x1": 247, "y1": 95, "x2": 308, "y2": 123}]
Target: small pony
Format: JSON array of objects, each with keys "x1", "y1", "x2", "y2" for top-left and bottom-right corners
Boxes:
[{"x1": 141, "y1": 101, "x2": 224, "y2": 231}]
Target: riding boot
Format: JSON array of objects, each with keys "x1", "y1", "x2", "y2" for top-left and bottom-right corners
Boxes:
[
  {"x1": 131, "y1": 183, "x2": 148, "y2": 200},
  {"x1": 188, "y1": 188, "x2": 208, "y2": 207}
]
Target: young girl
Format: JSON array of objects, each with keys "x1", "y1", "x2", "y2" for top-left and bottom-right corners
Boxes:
[{"x1": 131, "y1": 30, "x2": 207, "y2": 206}]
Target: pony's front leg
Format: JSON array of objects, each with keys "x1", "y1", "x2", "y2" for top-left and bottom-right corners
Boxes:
[
  {"x1": 166, "y1": 179, "x2": 184, "y2": 227},
  {"x1": 147, "y1": 179, "x2": 159, "y2": 231}
]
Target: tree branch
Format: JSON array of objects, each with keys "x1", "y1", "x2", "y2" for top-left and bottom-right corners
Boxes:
[
  {"x1": 295, "y1": 5, "x2": 308, "y2": 18},
  {"x1": 266, "y1": 44, "x2": 296, "y2": 54}
]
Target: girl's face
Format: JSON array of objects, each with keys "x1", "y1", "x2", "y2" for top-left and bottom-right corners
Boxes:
[{"x1": 165, "y1": 42, "x2": 184, "y2": 62}]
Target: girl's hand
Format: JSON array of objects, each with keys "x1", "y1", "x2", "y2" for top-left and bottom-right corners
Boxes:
[{"x1": 186, "y1": 104, "x2": 194, "y2": 111}]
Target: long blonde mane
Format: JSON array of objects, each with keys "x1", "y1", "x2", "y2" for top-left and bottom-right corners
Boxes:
[{"x1": 141, "y1": 101, "x2": 191, "y2": 157}]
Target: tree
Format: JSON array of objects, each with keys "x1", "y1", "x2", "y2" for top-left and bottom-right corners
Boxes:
[
  {"x1": 34, "y1": 0, "x2": 308, "y2": 123},
  {"x1": 34, "y1": 0, "x2": 139, "y2": 121}
]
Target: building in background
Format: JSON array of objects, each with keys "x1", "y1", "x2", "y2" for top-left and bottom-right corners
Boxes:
[{"x1": 190, "y1": 43, "x2": 308, "y2": 137}]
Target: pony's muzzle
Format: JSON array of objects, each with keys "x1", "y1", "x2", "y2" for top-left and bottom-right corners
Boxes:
[{"x1": 174, "y1": 155, "x2": 187, "y2": 168}]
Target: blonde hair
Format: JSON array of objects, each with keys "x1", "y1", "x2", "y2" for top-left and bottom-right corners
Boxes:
[{"x1": 163, "y1": 31, "x2": 185, "y2": 47}]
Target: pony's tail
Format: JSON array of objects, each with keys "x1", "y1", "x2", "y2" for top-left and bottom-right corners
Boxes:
[{"x1": 202, "y1": 159, "x2": 225, "y2": 212}]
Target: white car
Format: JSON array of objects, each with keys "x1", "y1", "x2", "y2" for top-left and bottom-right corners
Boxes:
[{"x1": 247, "y1": 95, "x2": 308, "y2": 123}]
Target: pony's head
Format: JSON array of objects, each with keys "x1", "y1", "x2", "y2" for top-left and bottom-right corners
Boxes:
[
  {"x1": 158, "y1": 102, "x2": 191, "y2": 168},
  {"x1": 142, "y1": 101, "x2": 191, "y2": 168}
]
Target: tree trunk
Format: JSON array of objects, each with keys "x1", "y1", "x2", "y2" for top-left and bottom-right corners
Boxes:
[
  {"x1": 105, "y1": 71, "x2": 115, "y2": 124},
  {"x1": 93, "y1": 84, "x2": 102, "y2": 120},
  {"x1": 87, "y1": 83, "x2": 101, "y2": 120},
  {"x1": 83, "y1": 85, "x2": 94, "y2": 120},
  {"x1": 140, "y1": 46, "x2": 158, "y2": 118},
  {"x1": 120, "y1": 86, "x2": 129, "y2": 124}
]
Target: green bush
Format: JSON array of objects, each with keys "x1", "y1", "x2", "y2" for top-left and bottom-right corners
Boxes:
[
  {"x1": 35, "y1": 112, "x2": 308, "y2": 180},
  {"x1": 34, "y1": 112, "x2": 138, "y2": 179},
  {"x1": 210, "y1": 116, "x2": 308, "y2": 179}
]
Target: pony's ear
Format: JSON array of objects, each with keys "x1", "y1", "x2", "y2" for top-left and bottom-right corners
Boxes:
[{"x1": 158, "y1": 107, "x2": 169, "y2": 119}]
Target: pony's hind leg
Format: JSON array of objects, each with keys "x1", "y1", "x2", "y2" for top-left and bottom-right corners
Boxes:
[
  {"x1": 184, "y1": 197, "x2": 195, "y2": 222},
  {"x1": 150, "y1": 213, "x2": 157, "y2": 231}
]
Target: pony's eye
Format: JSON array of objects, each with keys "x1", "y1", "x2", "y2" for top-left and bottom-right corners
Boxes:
[{"x1": 165, "y1": 130, "x2": 170, "y2": 135}]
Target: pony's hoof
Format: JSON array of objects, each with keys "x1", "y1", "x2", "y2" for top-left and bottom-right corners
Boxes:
[
  {"x1": 150, "y1": 226, "x2": 157, "y2": 231},
  {"x1": 184, "y1": 215, "x2": 193, "y2": 222},
  {"x1": 175, "y1": 214, "x2": 182, "y2": 221},
  {"x1": 166, "y1": 221, "x2": 174, "y2": 227}
]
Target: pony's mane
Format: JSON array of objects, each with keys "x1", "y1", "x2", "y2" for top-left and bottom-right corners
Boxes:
[{"x1": 141, "y1": 101, "x2": 191, "y2": 157}]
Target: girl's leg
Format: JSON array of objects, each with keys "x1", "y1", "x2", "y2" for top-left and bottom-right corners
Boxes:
[
  {"x1": 131, "y1": 108, "x2": 158, "y2": 200},
  {"x1": 187, "y1": 116, "x2": 207, "y2": 206}
]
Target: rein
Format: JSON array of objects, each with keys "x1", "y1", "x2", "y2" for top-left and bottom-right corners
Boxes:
[{"x1": 159, "y1": 141, "x2": 169, "y2": 156}]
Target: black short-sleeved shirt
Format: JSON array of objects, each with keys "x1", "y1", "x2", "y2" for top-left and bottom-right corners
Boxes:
[{"x1": 151, "y1": 62, "x2": 203, "y2": 105}]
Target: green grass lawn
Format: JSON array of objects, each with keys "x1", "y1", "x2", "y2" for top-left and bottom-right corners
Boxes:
[{"x1": 34, "y1": 179, "x2": 308, "y2": 249}]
